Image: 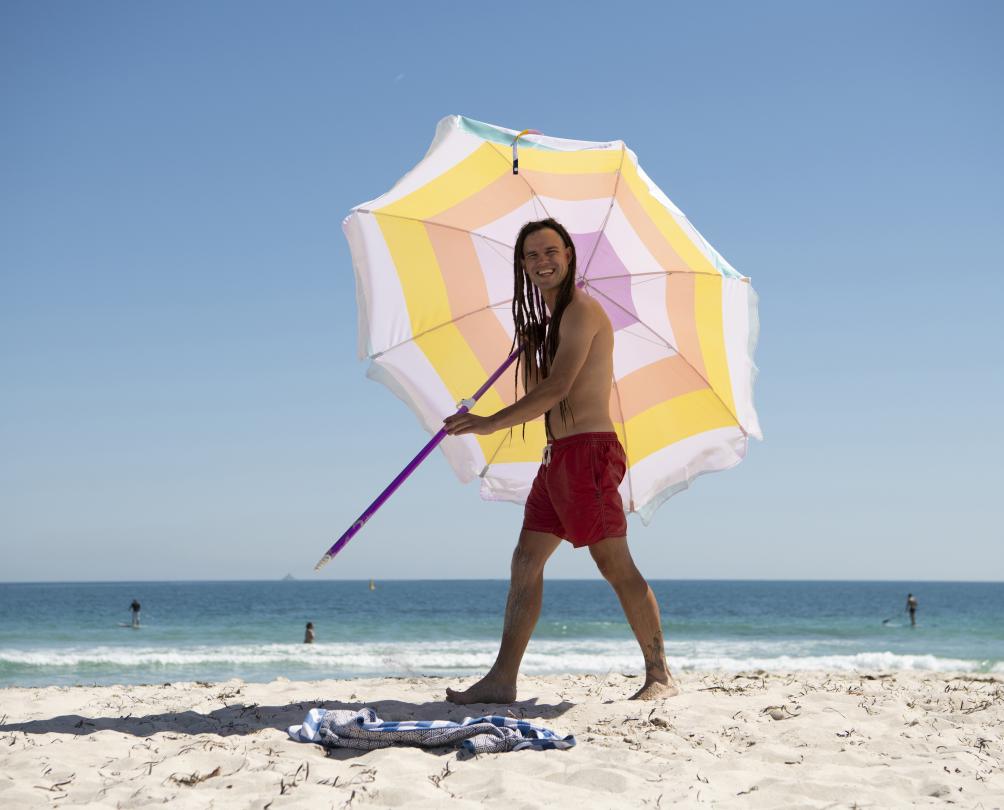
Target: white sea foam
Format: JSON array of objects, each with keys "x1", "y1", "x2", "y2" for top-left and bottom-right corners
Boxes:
[{"x1": 1, "y1": 641, "x2": 1000, "y2": 676}]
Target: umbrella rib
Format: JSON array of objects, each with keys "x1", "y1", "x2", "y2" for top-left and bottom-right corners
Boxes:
[
  {"x1": 479, "y1": 424, "x2": 537, "y2": 477},
  {"x1": 582, "y1": 281, "x2": 747, "y2": 436},
  {"x1": 579, "y1": 143, "x2": 628, "y2": 280},
  {"x1": 355, "y1": 208, "x2": 515, "y2": 252},
  {"x1": 479, "y1": 235, "x2": 517, "y2": 267},
  {"x1": 483, "y1": 137, "x2": 555, "y2": 222},
  {"x1": 585, "y1": 270, "x2": 728, "y2": 283},
  {"x1": 583, "y1": 280, "x2": 684, "y2": 354},
  {"x1": 353, "y1": 207, "x2": 519, "y2": 361},
  {"x1": 481, "y1": 430, "x2": 512, "y2": 472},
  {"x1": 369, "y1": 300, "x2": 514, "y2": 360}
]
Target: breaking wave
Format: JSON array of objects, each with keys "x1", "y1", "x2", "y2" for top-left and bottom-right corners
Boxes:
[{"x1": 1, "y1": 640, "x2": 1000, "y2": 686}]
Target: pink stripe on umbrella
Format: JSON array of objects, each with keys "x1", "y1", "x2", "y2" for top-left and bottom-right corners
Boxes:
[{"x1": 571, "y1": 231, "x2": 640, "y2": 332}]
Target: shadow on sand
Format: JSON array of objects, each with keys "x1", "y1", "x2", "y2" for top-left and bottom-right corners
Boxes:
[{"x1": 0, "y1": 693, "x2": 576, "y2": 749}]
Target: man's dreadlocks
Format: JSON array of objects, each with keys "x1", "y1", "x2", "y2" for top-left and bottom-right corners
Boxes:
[{"x1": 511, "y1": 218, "x2": 578, "y2": 437}]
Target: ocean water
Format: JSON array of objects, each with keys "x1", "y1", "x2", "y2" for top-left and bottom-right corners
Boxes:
[{"x1": 1, "y1": 580, "x2": 1001, "y2": 687}]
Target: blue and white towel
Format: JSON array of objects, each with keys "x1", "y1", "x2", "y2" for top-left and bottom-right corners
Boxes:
[{"x1": 288, "y1": 707, "x2": 576, "y2": 754}]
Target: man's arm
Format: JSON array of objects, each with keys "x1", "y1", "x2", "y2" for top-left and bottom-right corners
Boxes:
[{"x1": 443, "y1": 301, "x2": 599, "y2": 436}]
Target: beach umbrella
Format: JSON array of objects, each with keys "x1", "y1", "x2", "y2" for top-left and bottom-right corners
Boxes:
[{"x1": 316, "y1": 116, "x2": 761, "y2": 569}]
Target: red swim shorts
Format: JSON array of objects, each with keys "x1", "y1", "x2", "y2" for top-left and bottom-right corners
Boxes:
[{"x1": 522, "y1": 432, "x2": 628, "y2": 547}]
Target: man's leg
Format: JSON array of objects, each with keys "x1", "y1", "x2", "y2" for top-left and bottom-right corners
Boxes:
[
  {"x1": 446, "y1": 529, "x2": 562, "y2": 704},
  {"x1": 589, "y1": 537, "x2": 679, "y2": 700}
]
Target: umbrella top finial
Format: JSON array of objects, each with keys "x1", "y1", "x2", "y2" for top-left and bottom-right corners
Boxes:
[{"x1": 512, "y1": 128, "x2": 542, "y2": 175}]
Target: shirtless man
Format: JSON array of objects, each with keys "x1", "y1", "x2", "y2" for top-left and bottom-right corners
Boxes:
[{"x1": 443, "y1": 218, "x2": 679, "y2": 702}]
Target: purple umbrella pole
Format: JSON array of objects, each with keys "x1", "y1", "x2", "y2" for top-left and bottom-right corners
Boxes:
[{"x1": 314, "y1": 345, "x2": 523, "y2": 571}]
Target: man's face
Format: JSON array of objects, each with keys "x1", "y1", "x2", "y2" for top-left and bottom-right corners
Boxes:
[{"x1": 521, "y1": 228, "x2": 572, "y2": 293}]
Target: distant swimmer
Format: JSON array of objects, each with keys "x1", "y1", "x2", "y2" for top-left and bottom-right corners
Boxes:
[
  {"x1": 130, "y1": 599, "x2": 141, "y2": 628},
  {"x1": 906, "y1": 593, "x2": 918, "y2": 627},
  {"x1": 304, "y1": 622, "x2": 315, "y2": 644}
]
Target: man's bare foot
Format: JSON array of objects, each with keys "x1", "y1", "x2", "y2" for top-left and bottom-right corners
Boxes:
[
  {"x1": 446, "y1": 676, "x2": 517, "y2": 705},
  {"x1": 629, "y1": 677, "x2": 681, "y2": 700}
]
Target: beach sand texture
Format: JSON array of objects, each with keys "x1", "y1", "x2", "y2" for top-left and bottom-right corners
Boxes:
[{"x1": 1, "y1": 671, "x2": 1001, "y2": 808}]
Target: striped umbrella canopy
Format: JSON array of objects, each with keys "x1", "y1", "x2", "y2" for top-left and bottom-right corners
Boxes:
[{"x1": 343, "y1": 115, "x2": 762, "y2": 524}]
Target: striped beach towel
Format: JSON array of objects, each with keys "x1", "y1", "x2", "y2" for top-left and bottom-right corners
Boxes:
[{"x1": 288, "y1": 707, "x2": 576, "y2": 754}]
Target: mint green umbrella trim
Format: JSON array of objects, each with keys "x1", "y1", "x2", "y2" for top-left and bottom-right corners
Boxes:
[{"x1": 458, "y1": 116, "x2": 559, "y2": 152}]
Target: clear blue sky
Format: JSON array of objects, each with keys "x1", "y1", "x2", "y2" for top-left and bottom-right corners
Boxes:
[{"x1": 3, "y1": 1, "x2": 1002, "y2": 582}]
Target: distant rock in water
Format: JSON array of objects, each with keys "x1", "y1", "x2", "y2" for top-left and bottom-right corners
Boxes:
[{"x1": 282, "y1": 573, "x2": 296, "y2": 581}]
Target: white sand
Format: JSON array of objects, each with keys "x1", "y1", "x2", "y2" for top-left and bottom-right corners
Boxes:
[{"x1": 1, "y1": 671, "x2": 1001, "y2": 808}]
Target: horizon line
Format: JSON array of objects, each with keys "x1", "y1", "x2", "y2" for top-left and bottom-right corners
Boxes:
[{"x1": 2, "y1": 577, "x2": 1001, "y2": 586}]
